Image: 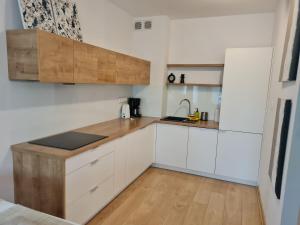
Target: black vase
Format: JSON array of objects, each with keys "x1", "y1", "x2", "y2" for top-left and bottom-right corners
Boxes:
[{"x1": 180, "y1": 74, "x2": 185, "y2": 84}]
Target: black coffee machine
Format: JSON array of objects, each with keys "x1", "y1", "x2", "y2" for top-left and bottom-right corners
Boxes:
[{"x1": 128, "y1": 98, "x2": 141, "y2": 117}]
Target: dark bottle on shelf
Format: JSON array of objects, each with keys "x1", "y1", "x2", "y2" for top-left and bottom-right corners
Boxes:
[{"x1": 180, "y1": 74, "x2": 185, "y2": 84}]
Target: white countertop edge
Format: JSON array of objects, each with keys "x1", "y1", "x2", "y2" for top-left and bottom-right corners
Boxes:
[
  {"x1": 0, "y1": 199, "x2": 79, "y2": 225},
  {"x1": 0, "y1": 199, "x2": 14, "y2": 213}
]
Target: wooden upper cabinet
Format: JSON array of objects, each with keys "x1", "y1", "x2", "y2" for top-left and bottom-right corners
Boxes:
[
  {"x1": 6, "y1": 30, "x2": 38, "y2": 81},
  {"x1": 38, "y1": 31, "x2": 74, "y2": 83},
  {"x1": 6, "y1": 29, "x2": 150, "y2": 85},
  {"x1": 74, "y1": 42, "x2": 116, "y2": 83},
  {"x1": 7, "y1": 29, "x2": 74, "y2": 83},
  {"x1": 116, "y1": 53, "x2": 150, "y2": 85}
]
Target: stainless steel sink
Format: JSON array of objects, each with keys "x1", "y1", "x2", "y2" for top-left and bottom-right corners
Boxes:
[{"x1": 161, "y1": 116, "x2": 195, "y2": 123}]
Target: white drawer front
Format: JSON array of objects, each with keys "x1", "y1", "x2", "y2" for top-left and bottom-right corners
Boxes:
[
  {"x1": 66, "y1": 176, "x2": 115, "y2": 225},
  {"x1": 65, "y1": 141, "x2": 115, "y2": 175},
  {"x1": 66, "y1": 152, "x2": 114, "y2": 205}
]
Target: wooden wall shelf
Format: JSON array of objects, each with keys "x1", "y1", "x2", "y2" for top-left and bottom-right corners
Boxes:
[
  {"x1": 167, "y1": 83, "x2": 222, "y2": 87},
  {"x1": 167, "y1": 64, "x2": 224, "y2": 68}
]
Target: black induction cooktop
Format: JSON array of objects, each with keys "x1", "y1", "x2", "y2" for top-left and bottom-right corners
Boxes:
[{"x1": 29, "y1": 131, "x2": 108, "y2": 151}]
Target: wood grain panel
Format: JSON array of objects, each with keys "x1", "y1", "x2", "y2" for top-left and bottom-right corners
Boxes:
[
  {"x1": 88, "y1": 168, "x2": 263, "y2": 225},
  {"x1": 38, "y1": 30, "x2": 74, "y2": 83},
  {"x1": 11, "y1": 118, "x2": 218, "y2": 160},
  {"x1": 13, "y1": 151, "x2": 65, "y2": 218},
  {"x1": 7, "y1": 29, "x2": 150, "y2": 85},
  {"x1": 157, "y1": 119, "x2": 219, "y2": 129},
  {"x1": 6, "y1": 30, "x2": 39, "y2": 81},
  {"x1": 116, "y1": 53, "x2": 150, "y2": 85},
  {"x1": 11, "y1": 117, "x2": 158, "y2": 159},
  {"x1": 167, "y1": 83, "x2": 222, "y2": 87},
  {"x1": 74, "y1": 42, "x2": 116, "y2": 83},
  {"x1": 167, "y1": 64, "x2": 224, "y2": 68}
]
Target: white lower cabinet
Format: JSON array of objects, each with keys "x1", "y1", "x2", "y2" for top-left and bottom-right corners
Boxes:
[
  {"x1": 65, "y1": 176, "x2": 114, "y2": 225},
  {"x1": 126, "y1": 125, "x2": 155, "y2": 185},
  {"x1": 215, "y1": 131, "x2": 262, "y2": 182},
  {"x1": 187, "y1": 128, "x2": 218, "y2": 174},
  {"x1": 156, "y1": 124, "x2": 188, "y2": 169},
  {"x1": 114, "y1": 137, "x2": 128, "y2": 194},
  {"x1": 65, "y1": 124, "x2": 155, "y2": 224},
  {"x1": 125, "y1": 131, "x2": 140, "y2": 185},
  {"x1": 65, "y1": 152, "x2": 114, "y2": 205},
  {"x1": 141, "y1": 125, "x2": 156, "y2": 171}
]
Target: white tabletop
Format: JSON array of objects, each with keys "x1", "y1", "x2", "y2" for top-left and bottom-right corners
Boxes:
[
  {"x1": 0, "y1": 199, "x2": 14, "y2": 213},
  {"x1": 0, "y1": 199, "x2": 79, "y2": 225}
]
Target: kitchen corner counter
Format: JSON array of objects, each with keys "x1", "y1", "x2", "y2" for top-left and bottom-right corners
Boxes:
[
  {"x1": 156, "y1": 119, "x2": 219, "y2": 130},
  {"x1": 11, "y1": 117, "x2": 158, "y2": 159},
  {"x1": 11, "y1": 117, "x2": 219, "y2": 160}
]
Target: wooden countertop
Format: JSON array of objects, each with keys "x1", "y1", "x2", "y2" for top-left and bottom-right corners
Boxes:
[
  {"x1": 11, "y1": 117, "x2": 219, "y2": 159},
  {"x1": 11, "y1": 117, "x2": 158, "y2": 159},
  {"x1": 157, "y1": 119, "x2": 219, "y2": 129}
]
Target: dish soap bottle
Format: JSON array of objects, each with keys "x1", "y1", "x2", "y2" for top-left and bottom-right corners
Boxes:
[{"x1": 194, "y1": 108, "x2": 200, "y2": 120}]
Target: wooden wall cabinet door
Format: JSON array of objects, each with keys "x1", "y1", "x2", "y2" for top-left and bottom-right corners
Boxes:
[
  {"x1": 7, "y1": 29, "x2": 74, "y2": 83},
  {"x1": 74, "y1": 42, "x2": 116, "y2": 84},
  {"x1": 38, "y1": 31, "x2": 74, "y2": 83},
  {"x1": 116, "y1": 53, "x2": 150, "y2": 85},
  {"x1": 7, "y1": 29, "x2": 150, "y2": 85},
  {"x1": 6, "y1": 30, "x2": 39, "y2": 81}
]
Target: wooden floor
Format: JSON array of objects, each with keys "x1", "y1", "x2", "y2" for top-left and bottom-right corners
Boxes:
[{"x1": 87, "y1": 168, "x2": 263, "y2": 225}]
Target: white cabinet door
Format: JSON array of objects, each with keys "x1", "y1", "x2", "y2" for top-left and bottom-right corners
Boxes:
[
  {"x1": 115, "y1": 125, "x2": 155, "y2": 191},
  {"x1": 114, "y1": 137, "x2": 128, "y2": 194},
  {"x1": 156, "y1": 124, "x2": 188, "y2": 169},
  {"x1": 127, "y1": 131, "x2": 143, "y2": 184},
  {"x1": 215, "y1": 131, "x2": 262, "y2": 182},
  {"x1": 116, "y1": 132, "x2": 137, "y2": 186},
  {"x1": 139, "y1": 124, "x2": 155, "y2": 170},
  {"x1": 66, "y1": 176, "x2": 114, "y2": 225},
  {"x1": 220, "y1": 48, "x2": 273, "y2": 133},
  {"x1": 66, "y1": 152, "x2": 114, "y2": 205},
  {"x1": 187, "y1": 128, "x2": 218, "y2": 174}
]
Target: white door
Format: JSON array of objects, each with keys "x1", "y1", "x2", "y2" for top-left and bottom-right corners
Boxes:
[
  {"x1": 187, "y1": 128, "x2": 218, "y2": 174},
  {"x1": 156, "y1": 124, "x2": 188, "y2": 169},
  {"x1": 215, "y1": 131, "x2": 262, "y2": 182},
  {"x1": 220, "y1": 48, "x2": 273, "y2": 133}
]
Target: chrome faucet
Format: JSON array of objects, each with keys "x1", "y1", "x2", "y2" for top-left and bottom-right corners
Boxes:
[{"x1": 179, "y1": 99, "x2": 191, "y2": 115}]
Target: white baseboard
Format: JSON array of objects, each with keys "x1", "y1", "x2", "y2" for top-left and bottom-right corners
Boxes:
[{"x1": 152, "y1": 163, "x2": 258, "y2": 187}]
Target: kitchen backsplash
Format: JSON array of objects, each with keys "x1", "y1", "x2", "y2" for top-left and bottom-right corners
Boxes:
[
  {"x1": 165, "y1": 67, "x2": 223, "y2": 120},
  {"x1": 166, "y1": 85, "x2": 221, "y2": 120}
]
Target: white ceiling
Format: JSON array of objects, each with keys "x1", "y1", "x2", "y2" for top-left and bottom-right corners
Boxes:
[{"x1": 109, "y1": 0, "x2": 278, "y2": 19}]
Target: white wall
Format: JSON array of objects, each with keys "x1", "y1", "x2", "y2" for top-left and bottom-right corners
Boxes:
[
  {"x1": 132, "y1": 16, "x2": 171, "y2": 117},
  {"x1": 75, "y1": 0, "x2": 133, "y2": 54},
  {"x1": 281, "y1": 87, "x2": 300, "y2": 225},
  {"x1": 133, "y1": 13, "x2": 275, "y2": 117},
  {"x1": 258, "y1": 0, "x2": 300, "y2": 225},
  {"x1": 0, "y1": 0, "x2": 134, "y2": 202},
  {"x1": 169, "y1": 13, "x2": 274, "y2": 64}
]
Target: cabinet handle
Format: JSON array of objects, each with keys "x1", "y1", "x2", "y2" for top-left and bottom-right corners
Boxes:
[
  {"x1": 90, "y1": 186, "x2": 99, "y2": 193},
  {"x1": 90, "y1": 159, "x2": 99, "y2": 166}
]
